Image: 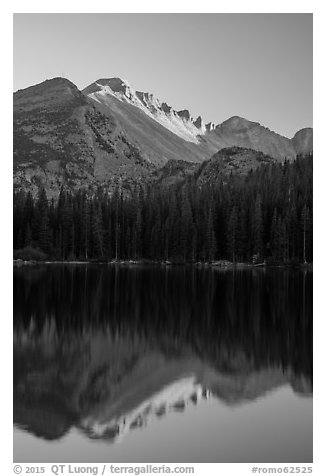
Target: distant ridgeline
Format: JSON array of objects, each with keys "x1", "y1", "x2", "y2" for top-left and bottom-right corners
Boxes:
[
  {"x1": 13, "y1": 152, "x2": 312, "y2": 264},
  {"x1": 13, "y1": 77, "x2": 313, "y2": 198}
]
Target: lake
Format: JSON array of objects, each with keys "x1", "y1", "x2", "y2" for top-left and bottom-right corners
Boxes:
[{"x1": 13, "y1": 264, "x2": 313, "y2": 463}]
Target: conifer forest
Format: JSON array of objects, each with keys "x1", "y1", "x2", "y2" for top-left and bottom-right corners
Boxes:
[{"x1": 13, "y1": 154, "x2": 312, "y2": 264}]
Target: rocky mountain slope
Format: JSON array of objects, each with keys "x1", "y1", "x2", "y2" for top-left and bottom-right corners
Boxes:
[
  {"x1": 13, "y1": 76, "x2": 313, "y2": 196},
  {"x1": 203, "y1": 116, "x2": 297, "y2": 161},
  {"x1": 150, "y1": 146, "x2": 276, "y2": 188},
  {"x1": 13, "y1": 78, "x2": 157, "y2": 197},
  {"x1": 83, "y1": 78, "x2": 207, "y2": 143},
  {"x1": 83, "y1": 78, "x2": 312, "y2": 161},
  {"x1": 292, "y1": 128, "x2": 313, "y2": 155}
]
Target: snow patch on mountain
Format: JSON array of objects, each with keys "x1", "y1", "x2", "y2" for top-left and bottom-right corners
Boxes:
[{"x1": 86, "y1": 79, "x2": 208, "y2": 144}]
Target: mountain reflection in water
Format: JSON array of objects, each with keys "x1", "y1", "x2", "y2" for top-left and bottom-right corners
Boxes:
[{"x1": 13, "y1": 265, "x2": 312, "y2": 449}]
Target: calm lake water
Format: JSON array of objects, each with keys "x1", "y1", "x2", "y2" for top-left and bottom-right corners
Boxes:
[{"x1": 13, "y1": 264, "x2": 313, "y2": 463}]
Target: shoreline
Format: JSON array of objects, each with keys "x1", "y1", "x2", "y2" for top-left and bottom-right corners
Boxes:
[{"x1": 13, "y1": 259, "x2": 313, "y2": 269}]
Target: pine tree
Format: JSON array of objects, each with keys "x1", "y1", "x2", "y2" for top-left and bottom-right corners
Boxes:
[
  {"x1": 81, "y1": 192, "x2": 90, "y2": 260},
  {"x1": 252, "y1": 194, "x2": 263, "y2": 261},
  {"x1": 301, "y1": 204, "x2": 310, "y2": 264},
  {"x1": 270, "y1": 208, "x2": 280, "y2": 262},
  {"x1": 180, "y1": 191, "x2": 193, "y2": 262},
  {"x1": 91, "y1": 200, "x2": 104, "y2": 258},
  {"x1": 36, "y1": 188, "x2": 50, "y2": 253},
  {"x1": 206, "y1": 207, "x2": 216, "y2": 262},
  {"x1": 227, "y1": 206, "x2": 238, "y2": 263}
]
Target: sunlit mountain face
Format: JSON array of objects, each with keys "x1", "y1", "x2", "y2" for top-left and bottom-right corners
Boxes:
[
  {"x1": 13, "y1": 265, "x2": 312, "y2": 444},
  {"x1": 13, "y1": 77, "x2": 313, "y2": 197}
]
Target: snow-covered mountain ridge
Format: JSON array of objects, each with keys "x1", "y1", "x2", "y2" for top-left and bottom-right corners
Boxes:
[
  {"x1": 83, "y1": 78, "x2": 213, "y2": 143},
  {"x1": 13, "y1": 76, "x2": 313, "y2": 196}
]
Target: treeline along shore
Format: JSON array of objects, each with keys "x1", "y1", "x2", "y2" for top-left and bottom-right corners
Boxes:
[{"x1": 13, "y1": 154, "x2": 312, "y2": 265}]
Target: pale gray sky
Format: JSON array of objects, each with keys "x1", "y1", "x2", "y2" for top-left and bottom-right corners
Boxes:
[{"x1": 13, "y1": 13, "x2": 312, "y2": 138}]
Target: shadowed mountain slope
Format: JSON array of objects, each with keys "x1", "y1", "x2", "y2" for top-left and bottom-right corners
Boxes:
[
  {"x1": 14, "y1": 77, "x2": 312, "y2": 196},
  {"x1": 292, "y1": 128, "x2": 313, "y2": 156},
  {"x1": 201, "y1": 116, "x2": 298, "y2": 161},
  {"x1": 83, "y1": 80, "x2": 306, "y2": 163},
  {"x1": 149, "y1": 147, "x2": 276, "y2": 188},
  {"x1": 14, "y1": 78, "x2": 155, "y2": 197}
]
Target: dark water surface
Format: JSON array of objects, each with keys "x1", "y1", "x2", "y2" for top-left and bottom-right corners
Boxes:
[{"x1": 13, "y1": 264, "x2": 312, "y2": 463}]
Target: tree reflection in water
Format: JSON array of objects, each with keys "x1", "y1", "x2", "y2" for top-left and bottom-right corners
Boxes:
[{"x1": 13, "y1": 265, "x2": 312, "y2": 442}]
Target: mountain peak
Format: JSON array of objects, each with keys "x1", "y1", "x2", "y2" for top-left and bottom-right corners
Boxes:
[
  {"x1": 14, "y1": 75, "x2": 313, "y2": 196},
  {"x1": 193, "y1": 116, "x2": 202, "y2": 129},
  {"x1": 83, "y1": 78, "x2": 206, "y2": 143},
  {"x1": 14, "y1": 76, "x2": 84, "y2": 112},
  {"x1": 292, "y1": 127, "x2": 313, "y2": 155},
  {"x1": 177, "y1": 109, "x2": 191, "y2": 121},
  {"x1": 14, "y1": 77, "x2": 79, "y2": 95},
  {"x1": 292, "y1": 127, "x2": 313, "y2": 140},
  {"x1": 97, "y1": 77, "x2": 133, "y2": 94},
  {"x1": 218, "y1": 116, "x2": 259, "y2": 130}
]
